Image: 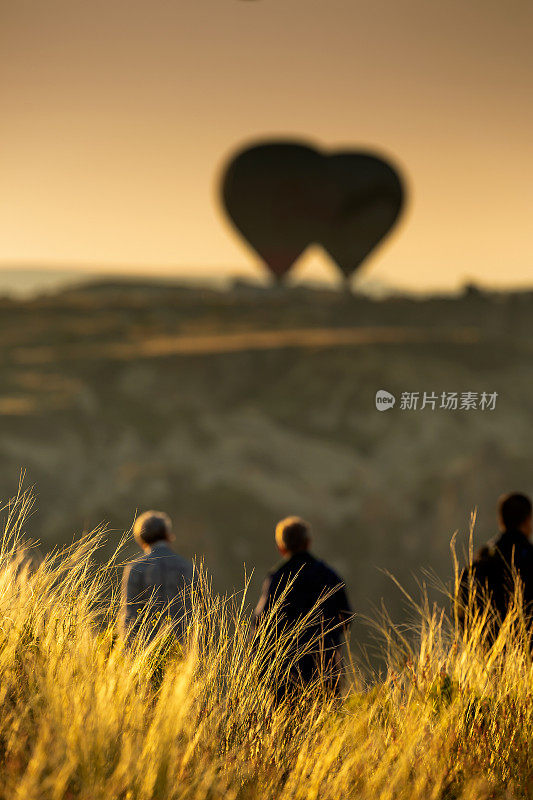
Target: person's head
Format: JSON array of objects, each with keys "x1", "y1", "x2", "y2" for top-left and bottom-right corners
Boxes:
[
  {"x1": 275, "y1": 516, "x2": 311, "y2": 557},
  {"x1": 498, "y1": 492, "x2": 532, "y2": 537},
  {"x1": 133, "y1": 510, "x2": 173, "y2": 552}
]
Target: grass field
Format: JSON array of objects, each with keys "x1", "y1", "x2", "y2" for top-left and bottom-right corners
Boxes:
[{"x1": 1, "y1": 488, "x2": 533, "y2": 800}]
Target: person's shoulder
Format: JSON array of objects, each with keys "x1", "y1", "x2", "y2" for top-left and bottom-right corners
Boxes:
[
  {"x1": 474, "y1": 541, "x2": 497, "y2": 561},
  {"x1": 167, "y1": 550, "x2": 194, "y2": 573},
  {"x1": 125, "y1": 553, "x2": 148, "y2": 575},
  {"x1": 464, "y1": 537, "x2": 500, "y2": 573},
  {"x1": 141, "y1": 545, "x2": 191, "y2": 570},
  {"x1": 494, "y1": 531, "x2": 533, "y2": 560},
  {"x1": 275, "y1": 554, "x2": 315, "y2": 579},
  {"x1": 268, "y1": 560, "x2": 288, "y2": 580},
  {"x1": 314, "y1": 557, "x2": 345, "y2": 585}
]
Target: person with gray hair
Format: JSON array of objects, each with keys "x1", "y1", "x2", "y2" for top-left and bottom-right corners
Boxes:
[{"x1": 119, "y1": 510, "x2": 195, "y2": 645}]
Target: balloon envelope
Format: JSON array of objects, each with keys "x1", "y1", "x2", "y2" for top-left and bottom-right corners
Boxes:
[
  {"x1": 221, "y1": 142, "x2": 326, "y2": 281},
  {"x1": 322, "y1": 152, "x2": 404, "y2": 281},
  {"x1": 220, "y1": 140, "x2": 405, "y2": 283}
]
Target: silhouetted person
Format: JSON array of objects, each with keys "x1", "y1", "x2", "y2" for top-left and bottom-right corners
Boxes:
[
  {"x1": 253, "y1": 516, "x2": 352, "y2": 697},
  {"x1": 458, "y1": 493, "x2": 533, "y2": 642},
  {"x1": 120, "y1": 511, "x2": 194, "y2": 645}
]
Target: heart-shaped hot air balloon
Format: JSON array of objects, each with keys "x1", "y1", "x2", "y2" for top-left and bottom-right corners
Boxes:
[
  {"x1": 220, "y1": 139, "x2": 405, "y2": 285},
  {"x1": 322, "y1": 151, "x2": 404, "y2": 285},
  {"x1": 221, "y1": 142, "x2": 327, "y2": 282}
]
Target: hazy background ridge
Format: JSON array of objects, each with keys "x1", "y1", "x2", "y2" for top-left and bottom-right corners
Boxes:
[{"x1": 1, "y1": 280, "x2": 532, "y2": 663}]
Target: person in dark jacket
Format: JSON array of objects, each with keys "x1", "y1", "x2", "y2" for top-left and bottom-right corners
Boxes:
[
  {"x1": 457, "y1": 492, "x2": 533, "y2": 642},
  {"x1": 253, "y1": 516, "x2": 352, "y2": 696}
]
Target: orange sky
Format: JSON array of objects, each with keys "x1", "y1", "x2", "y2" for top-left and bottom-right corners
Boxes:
[{"x1": 1, "y1": 0, "x2": 532, "y2": 290}]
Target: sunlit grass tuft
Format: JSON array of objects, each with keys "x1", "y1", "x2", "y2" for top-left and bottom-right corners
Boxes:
[{"x1": 1, "y1": 488, "x2": 532, "y2": 799}]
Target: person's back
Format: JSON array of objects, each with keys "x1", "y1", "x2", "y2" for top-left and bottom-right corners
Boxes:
[
  {"x1": 457, "y1": 493, "x2": 533, "y2": 642},
  {"x1": 253, "y1": 517, "x2": 352, "y2": 694},
  {"x1": 120, "y1": 511, "x2": 194, "y2": 645}
]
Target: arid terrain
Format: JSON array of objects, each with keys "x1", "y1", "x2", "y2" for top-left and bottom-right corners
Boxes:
[{"x1": 1, "y1": 279, "x2": 532, "y2": 661}]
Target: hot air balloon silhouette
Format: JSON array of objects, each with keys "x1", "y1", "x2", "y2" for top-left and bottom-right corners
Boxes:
[
  {"x1": 322, "y1": 151, "x2": 404, "y2": 286},
  {"x1": 220, "y1": 139, "x2": 405, "y2": 286}
]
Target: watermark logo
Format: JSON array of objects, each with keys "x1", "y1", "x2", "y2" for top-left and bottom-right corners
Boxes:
[
  {"x1": 399, "y1": 391, "x2": 498, "y2": 411},
  {"x1": 375, "y1": 389, "x2": 396, "y2": 411}
]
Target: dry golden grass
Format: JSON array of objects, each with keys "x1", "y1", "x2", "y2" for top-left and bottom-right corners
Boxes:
[{"x1": 1, "y1": 490, "x2": 533, "y2": 799}]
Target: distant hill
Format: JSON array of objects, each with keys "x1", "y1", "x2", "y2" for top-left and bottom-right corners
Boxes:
[
  {"x1": 0, "y1": 267, "x2": 87, "y2": 298},
  {"x1": 1, "y1": 279, "x2": 533, "y2": 664}
]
